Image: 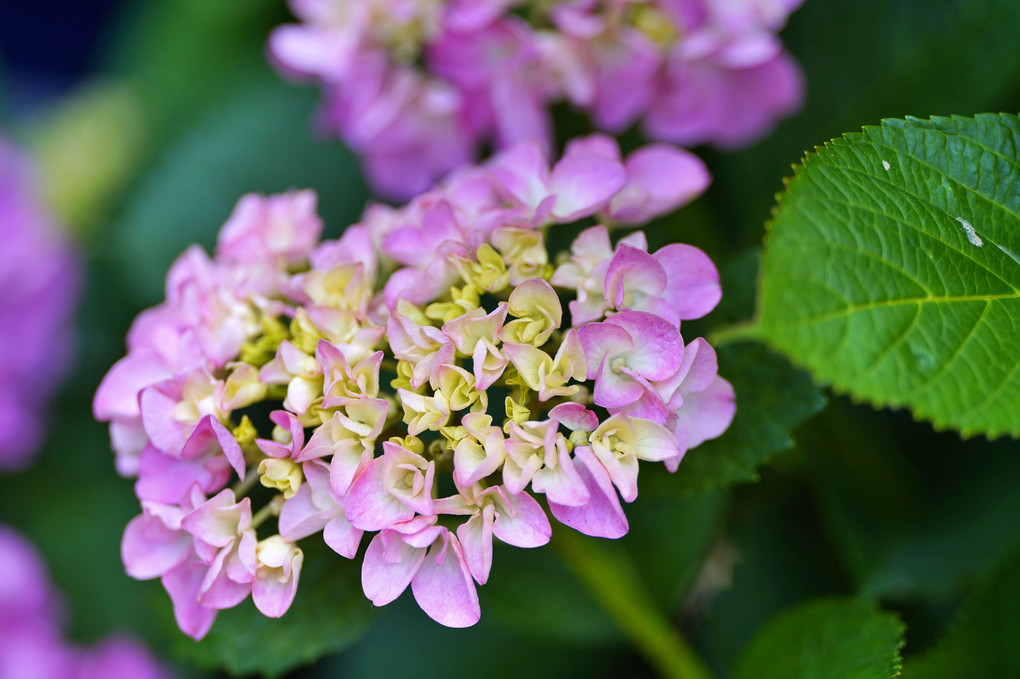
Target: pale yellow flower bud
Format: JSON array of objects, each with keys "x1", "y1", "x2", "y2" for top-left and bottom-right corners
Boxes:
[{"x1": 258, "y1": 458, "x2": 303, "y2": 499}]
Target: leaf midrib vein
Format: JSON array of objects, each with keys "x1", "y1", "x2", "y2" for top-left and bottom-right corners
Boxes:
[{"x1": 771, "y1": 293, "x2": 1018, "y2": 329}]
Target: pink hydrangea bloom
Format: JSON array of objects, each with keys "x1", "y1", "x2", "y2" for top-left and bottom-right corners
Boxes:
[
  {"x1": 0, "y1": 139, "x2": 79, "y2": 472},
  {"x1": 269, "y1": 0, "x2": 803, "y2": 198},
  {"x1": 0, "y1": 524, "x2": 174, "y2": 679},
  {"x1": 95, "y1": 135, "x2": 733, "y2": 634}
]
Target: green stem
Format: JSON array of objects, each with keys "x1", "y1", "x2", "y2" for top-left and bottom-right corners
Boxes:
[
  {"x1": 707, "y1": 321, "x2": 762, "y2": 347},
  {"x1": 553, "y1": 529, "x2": 715, "y2": 679},
  {"x1": 252, "y1": 496, "x2": 282, "y2": 529},
  {"x1": 232, "y1": 469, "x2": 260, "y2": 498}
]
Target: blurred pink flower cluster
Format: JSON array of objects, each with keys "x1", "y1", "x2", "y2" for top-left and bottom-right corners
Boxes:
[
  {"x1": 94, "y1": 135, "x2": 734, "y2": 635},
  {"x1": 0, "y1": 138, "x2": 79, "y2": 472},
  {"x1": 0, "y1": 524, "x2": 173, "y2": 679},
  {"x1": 270, "y1": 0, "x2": 804, "y2": 198}
]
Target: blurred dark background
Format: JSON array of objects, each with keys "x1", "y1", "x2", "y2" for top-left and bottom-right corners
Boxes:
[{"x1": 0, "y1": 1, "x2": 122, "y2": 108}]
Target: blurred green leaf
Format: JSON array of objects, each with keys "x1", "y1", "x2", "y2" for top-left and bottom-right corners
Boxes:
[
  {"x1": 103, "y1": 0, "x2": 284, "y2": 137},
  {"x1": 900, "y1": 546, "x2": 1020, "y2": 679},
  {"x1": 711, "y1": 249, "x2": 762, "y2": 328},
  {"x1": 174, "y1": 540, "x2": 374, "y2": 678},
  {"x1": 802, "y1": 404, "x2": 1020, "y2": 603},
  {"x1": 111, "y1": 82, "x2": 368, "y2": 308},
  {"x1": 641, "y1": 341, "x2": 826, "y2": 496},
  {"x1": 27, "y1": 82, "x2": 149, "y2": 234},
  {"x1": 322, "y1": 595, "x2": 649, "y2": 679},
  {"x1": 625, "y1": 491, "x2": 729, "y2": 606},
  {"x1": 756, "y1": 114, "x2": 1020, "y2": 438},
  {"x1": 859, "y1": 463, "x2": 1020, "y2": 603},
  {"x1": 734, "y1": 599, "x2": 905, "y2": 679},
  {"x1": 696, "y1": 475, "x2": 849, "y2": 677}
]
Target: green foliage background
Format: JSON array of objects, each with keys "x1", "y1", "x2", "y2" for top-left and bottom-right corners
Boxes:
[{"x1": 0, "y1": 0, "x2": 1017, "y2": 677}]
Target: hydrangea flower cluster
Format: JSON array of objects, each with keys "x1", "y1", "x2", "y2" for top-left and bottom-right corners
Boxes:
[
  {"x1": 0, "y1": 138, "x2": 79, "y2": 472},
  {"x1": 0, "y1": 524, "x2": 173, "y2": 679},
  {"x1": 94, "y1": 134, "x2": 734, "y2": 636},
  {"x1": 270, "y1": 0, "x2": 804, "y2": 198}
]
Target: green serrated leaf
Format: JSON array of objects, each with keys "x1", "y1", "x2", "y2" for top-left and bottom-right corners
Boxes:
[
  {"x1": 756, "y1": 113, "x2": 1020, "y2": 439},
  {"x1": 174, "y1": 541, "x2": 374, "y2": 677},
  {"x1": 110, "y1": 82, "x2": 368, "y2": 308},
  {"x1": 734, "y1": 599, "x2": 905, "y2": 679},
  {"x1": 901, "y1": 545, "x2": 1020, "y2": 679},
  {"x1": 641, "y1": 341, "x2": 825, "y2": 496}
]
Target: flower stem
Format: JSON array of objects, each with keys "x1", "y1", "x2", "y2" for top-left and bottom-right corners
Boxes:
[
  {"x1": 232, "y1": 469, "x2": 260, "y2": 498},
  {"x1": 707, "y1": 321, "x2": 762, "y2": 347},
  {"x1": 553, "y1": 528, "x2": 714, "y2": 679}
]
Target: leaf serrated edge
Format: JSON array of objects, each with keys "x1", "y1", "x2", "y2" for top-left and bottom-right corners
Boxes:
[
  {"x1": 751, "y1": 333, "x2": 1020, "y2": 441},
  {"x1": 675, "y1": 342, "x2": 827, "y2": 496},
  {"x1": 751, "y1": 114, "x2": 1020, "y2": 442},
  {"x1": 736, "y1": 598, "x2": 907, "y2": 679}
]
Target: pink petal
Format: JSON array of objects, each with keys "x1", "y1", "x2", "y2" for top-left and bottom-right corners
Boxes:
[
  {"x1": 184, "y1": 415, "x2": 246, "y2": 479},
  {"x1": 563, "y1": 134, "x2": 622, "y2": 161},
  {"x1": 277, "y1": 484, "x2": 330, "y2": 542},
  {"x1": 362, "y1": 531, "x2": 425, "y2": 606},
  {"x1": 548, "y1": 402, "x2": 599, "y2": 431},
  {"x1": 269, "y1": 25, "x2": 355, "y2": 80},
  {"x1": 181, "y1": 491, "x2": 249, "y2": 548},
  {"x1": 93, "y1": 351, "x2": 170, "y2": 421},
  {"x1": 606, "y1": 310, "x2": 683, "y2": 380},
  {"x1": 549, "y1": 152, "x2": 627, "y2": 221},
  {"x1": 679, "y1": 376, "x2": 737, "y2": 451},
  {"x1": 345, "y1": 458, "x2": 415, "y2": 532},
  {"x1": 492, "y1": 490, "x2": 551, "y2": 548},
  {"x1": 608, "y1": 145, "x2": 711, "y2": 225},
  {"x1": 121, "y1": 512, "x2": 191, "y2": 580},
  {"x1": 592, "y1": 359, "x2": 646, "y2": 409},
  {"x1": 532, "y1": 447, "x2": 591, "y2": 507},
  {"x1": 161, "y1": 560, "x2": 218, "y2": 640},
  {"x1": 456, "y1": 511, "x2": 493, "y2": 585},
  {"x1": 139, "y1": 385, "x2": 188, "y2": 455},
  {"x1": 198, "y1": 550, "x2": 252, "y2": 610},
  {"x1": 324, "y1": 515, "x2": 364, "y2": 559},
  {"x1": 411, "y1": 535, "x2": 480, "y2": 628},
  {"x1": 578, "y1": 320, "x2": 632, "y2": 376},
  {"x1": 329, "y1": 442, "x2": 372, "y2": 499},
  {"x1": 604, "y1": 244, "x2": 667, "y2": 309},
  {"x1": 589, "y1": 36, "x2": 661, "y2": 132},
  {"x1": 591, "y1": 444, "x2": 639, "y2": 503},
  {"x1": 654, "y1": 244, "x2": 722, "y2": 320},
  {"x1": 135, "y1": 445, "x2": 229, "y2": 505},
  {"x1": 549, "y1": 447, "x2": 629, "y2": 539},
  {"x1": 252, "y1": 554, "x2": 303, "y2": 618},
  {"x1": 488, "y1": 140, "x2": 551, "y2": 210}
]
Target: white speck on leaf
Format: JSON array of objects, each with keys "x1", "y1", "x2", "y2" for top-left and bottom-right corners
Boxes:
[
  {"x1": 882, "y1": 160, "x2": 891, "y2": 171},
  {"x1": 956, "y1": 217, "x2": 983, "y2": 247}
]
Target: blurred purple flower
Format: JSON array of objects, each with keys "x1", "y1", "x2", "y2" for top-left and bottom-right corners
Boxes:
[
  {"x1": 269, "y1": 0, "x2": 804, "y2": 199},
  {"x1": 0, "y1": 524, "x2": 174, "y2": 679},
  {"x1": 0, "y1": 138, "x2": 80, "y2": 472}
]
